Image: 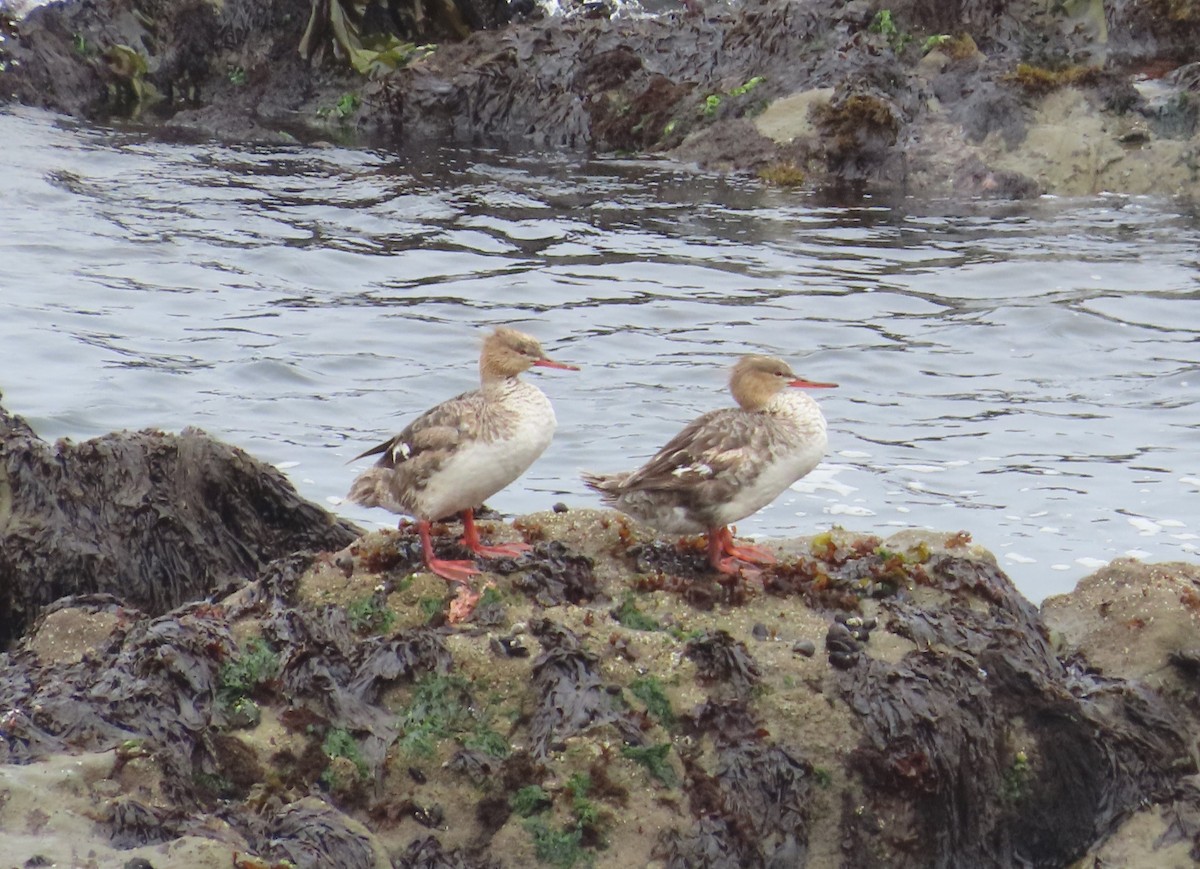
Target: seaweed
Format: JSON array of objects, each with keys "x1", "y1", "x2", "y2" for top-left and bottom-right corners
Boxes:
[
  {"x1": 353, "y1": 530, "x2": 423, "y2": 576},
  {"x1": 833, "y1": 554, "x2": 1194, "y2": 867},
  {"x1": 0, "y1": 404, "x2": 360, "y2": 648},
  {"x1": 684, "y1": 630, "x2": 761, "y2": 697},
  {"x1": 762, "y1": 532, "x2": 912, "y2": 609},
  {"x1": 612, "y1": 593, "x2": 661, "y2": 631},
  {"x1": 505, "y1": 542, "x2": 599, "y2": 607},
  {"x1": 628, "y1": 676, "x2": 676, "y2": 728},
  {"x1": 510, "y1": 784, "x2": 552, "y2": 817},
  {"x1": 524, "y1": 818, "x2": 589, "y2": 868},
  {"x1": 470, "y1": 749, "x2": 547, "y2": 841},
  {"x1": 625, "y1": 538, "x2": 709, "y2": 578},
  {"x1": 395, "y1": 835, "x2": 503, "y2": 869},
  {"x1": 218, "y1": 637, "x2": 280, "y2": 706},
  {"x1": 107, "y1": 798, "x2": 189, "y2": 848},
  {"x1": 446, "y1": 747, "x2": 500, "y2": 784},
  {"x1": 395, "y1": 672, "x2": 508, "y2": 760},
  {"x1": 653, "y1": 815, "x2": 751, "y2": 868},
  {"x1": 258, "y1": 797, "x2": 382, "y2": 869},
  {"x1": 347, "y1": 594, "x2": 397, "y2": 635},
  {"x1": 622, "y1": 743, "x2": 677, "y2": 786},
  {"x1": 528, "y1": 619, "x2": 644, "y2": 757},
  {"x1": 663, "y1": 699, "x2": 814, "y2": 865}
]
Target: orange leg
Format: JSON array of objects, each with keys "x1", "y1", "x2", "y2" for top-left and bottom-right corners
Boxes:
[
  {"x1": 417, "y1": 519, "x2": 479, "y2": 582},
  {"x1": 706, "y1": 526, "x2": 777, "y2": 574},
  {"x1": 459, "y1": 509, "x2": 531, "y2": 558}
]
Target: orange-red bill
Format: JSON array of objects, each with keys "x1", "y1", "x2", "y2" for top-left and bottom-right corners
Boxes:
[
  {"x1": 788, "y1": 378, "x2": 837, "y2": 389},
  {"x1": 534, "y1": 358, "x2": 580, "y2": 371}
]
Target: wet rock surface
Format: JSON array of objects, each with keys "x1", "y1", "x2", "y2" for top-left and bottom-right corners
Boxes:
[
  {"x1": 0, "y1": 402, "x2": 361, "y2": 648},
  {"x1": 3, "y1": 0, "x2": 1200, "y2": 196},
  {"x1": 0, "y1": 410, "x2": 1198, "y2": 869}
]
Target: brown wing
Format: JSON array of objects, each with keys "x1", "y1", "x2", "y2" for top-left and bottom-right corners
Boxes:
[
  {"x1": 347, "y1": 388, "x2": 484, "y2": 512},
  {"x1": 354, "y1": 388, "x2": 482, "y2": 470},
  {"x1": 621, "y1": 408, "x2": 772, "y2": 503}
]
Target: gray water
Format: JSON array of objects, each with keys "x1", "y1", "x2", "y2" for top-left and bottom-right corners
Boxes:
[{"x1": 3, "y1": 105, "x2": 1197, "y2": 602}]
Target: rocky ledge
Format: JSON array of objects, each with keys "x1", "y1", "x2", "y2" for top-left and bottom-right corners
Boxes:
[
  {"x1": 2, "y1": 403, "x2": 1200, "y2": 868},
  {"x1": 2, "y1": 0, "x2": 1200, "y2": 198}
]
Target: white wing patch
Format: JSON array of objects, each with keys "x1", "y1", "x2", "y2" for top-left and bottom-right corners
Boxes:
[
  {"x1": 390, "y1": 441, "x2": 413, "y2": 462},
  {"x1": 709, "y1": 448, "x2": 744, "y2": 466},
  {"x1": 672, "y1": 462, "x2": 715, "y2": 478}
]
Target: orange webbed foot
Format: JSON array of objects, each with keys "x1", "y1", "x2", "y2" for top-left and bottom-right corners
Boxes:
[
  {"x1": 463, "y1": 540, "x2": 531, "y2": 559},
  {"x1": 426, "y1": 557, "x2": 481, "y2": 583}
]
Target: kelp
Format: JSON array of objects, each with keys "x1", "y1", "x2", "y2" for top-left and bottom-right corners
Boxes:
[{"x1": 298, "y1": 0, "x2": 500, "y2": 72}]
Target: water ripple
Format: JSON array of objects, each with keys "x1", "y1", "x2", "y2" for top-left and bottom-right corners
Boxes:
[{"x1": 2, "y1": 105, "x2": 1198, "y2": 601}]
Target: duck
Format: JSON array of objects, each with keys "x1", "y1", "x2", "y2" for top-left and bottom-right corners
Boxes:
[
  {"x1": 347, "y1": 327, "x2": 578, "y2": 583},
  {"x1": 582, "y1": 354, "x2": 835, "y2": 575}
]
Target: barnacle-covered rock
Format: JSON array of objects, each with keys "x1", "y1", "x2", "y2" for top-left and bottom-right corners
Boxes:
[{"x1": 1, "y1": 416, "x2": 1198, "y2": 867}]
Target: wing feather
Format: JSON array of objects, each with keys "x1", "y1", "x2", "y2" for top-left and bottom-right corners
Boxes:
[
  {"x1": 623, "y1": 409, "x2": 760, "y2": 491},
  {"x1": 347, "y1": 388, "x2": 484, "y2": 513}
]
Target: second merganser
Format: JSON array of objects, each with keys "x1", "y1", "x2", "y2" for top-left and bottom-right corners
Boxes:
[
  {"x1": 347, "y1": 327, "x2": 578, "y2": 582},
  {"x1": 582, "y1": 354, "x2": 836, "y2": 575}
]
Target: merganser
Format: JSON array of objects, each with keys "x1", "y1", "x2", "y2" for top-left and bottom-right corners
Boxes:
[
  {"x1": 582, "y1": 355, "x2": 836, "y2": 575},
  {"x1": 347, "y1": 327, "x2": 578, "y2": 582}
]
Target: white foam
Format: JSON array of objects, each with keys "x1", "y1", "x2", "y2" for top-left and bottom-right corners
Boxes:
[
  {"x1": 1127, "y1": 516, "x2": 1161, "y2": 535},
  {"x1": 1004, "y1": 552, "x2": 1037, "y2": 564},
  {"x1": 827, "y1": 504, "x2": 876, "y2": 517},
  {"x1": 792, "y1": 465, "x2": 858, "y2": 497},
  {"x1": 1075, "y1": 556, "x2": 1109, "y2": 569}
]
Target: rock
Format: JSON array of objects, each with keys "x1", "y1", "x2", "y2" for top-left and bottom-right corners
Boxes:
[
  {"x1": 1040, "y1": 559, "x2": 1200, "y2": 866},
  {"x1": 0, "y1": 749, "x2": 241, "y2": 869},
  {"x1": 0, "y1": 418, "x2": 1198, "y2": 865},
  {"x1": 753, "y1": 87, "x2": 835, "y2": 144},
  {"x1": 0, "y1": 402, "x2": 360, "y2": 647},
  {"x1": 2, "y1": 408, "x2": 1200, "y2": 869},
  {"x1": 4, "y1": 0, "x2": 1200, "y2": 196},
  {"x1": 1041, "y1": 558, "x2": 1200, "y2": 689}
]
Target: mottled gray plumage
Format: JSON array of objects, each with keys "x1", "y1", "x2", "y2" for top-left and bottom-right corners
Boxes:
[
  {"x1": 347, "y1": 378, "x2": 549, "y2": 521},
  {"x1": 346, "y1": 326, "x2": 577, "y2": 584},
  {"x1": 582, "y1": 355, "x2": 835, "y2": 572}
]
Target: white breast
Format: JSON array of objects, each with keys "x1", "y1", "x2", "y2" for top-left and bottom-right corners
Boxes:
[
  {"x1": 413, "y1": 383, "x2": 556, "y2": 519},
  {"x1": 709, "y1": 435, "x2": 827, "y2": 528},
  {"x1": 710, "y1": 392, "x2": 828, "y2": 527}
]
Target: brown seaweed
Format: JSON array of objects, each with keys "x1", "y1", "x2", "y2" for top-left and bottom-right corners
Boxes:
[
  {"x1": 528, "y1": 619, "x2": 644, "y2": 757},
  {"x1": 258, "y1": 798, "x2": 381, "y2": 869},
  {"x1": 396, "y1": 835, "x2": 504, "y2": 869},
  {"x1": 660, "y1": 698, "x2": 814, "y2": 866},
  {"x1": 0, "y1": 404, "x2": 359, "y2": 648},
  {"x1": 835, "y1": 554, "x2": 1193, "y2": 867},
  {"x1": 503, "y1": 541, "x2": 599, "y2": 607},
  {"x1": 684, "y1": 629, "x2": 762, "y2": 697}
]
